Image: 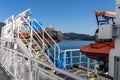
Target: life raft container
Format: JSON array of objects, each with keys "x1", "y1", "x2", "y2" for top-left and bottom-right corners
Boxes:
[{"x1": 80, "y1": 42, "x2": 114, "y2": 61}]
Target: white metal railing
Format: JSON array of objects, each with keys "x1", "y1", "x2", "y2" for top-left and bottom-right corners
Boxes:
[
  {"x1": 0, "y1": 45, "x2": 84, "y2": 80},
  {"x1": 2, "y1": 9, "x2": 61, "y2": 67},
  {"x1": 4, "y1": 15, "x2": 14, "y2": 24},
  {"x1": 63, "y1": 49, "x2": 96, "y2": 77},
  {"x1": 2, "y1": 15, "x2": 15, "y2": 42},
  {"x1": 17, "y1": 16, "x2": 54, "y2": 65}
]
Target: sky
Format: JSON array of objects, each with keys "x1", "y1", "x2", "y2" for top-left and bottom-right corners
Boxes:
[{"x1": 0, "y1": 0, "x2": 115, "y2": 35}]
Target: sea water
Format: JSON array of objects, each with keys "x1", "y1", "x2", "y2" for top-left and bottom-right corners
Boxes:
[{"x1": 58, "y1": 40, "x2": 94, "y2": 50}]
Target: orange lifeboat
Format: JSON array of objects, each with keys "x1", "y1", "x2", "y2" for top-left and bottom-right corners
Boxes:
[{"x1": 80, "y1": 42, "x2": 115, "y2": 61}]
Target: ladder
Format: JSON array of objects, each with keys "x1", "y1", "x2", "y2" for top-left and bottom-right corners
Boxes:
[{"x1": 14, "y1": 9, "x2": 60, "y2": 67}]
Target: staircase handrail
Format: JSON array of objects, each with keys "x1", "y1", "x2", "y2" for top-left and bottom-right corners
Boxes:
[
  {"x1": 19, "y1": 16, "x2": 60, "y2": 60},
  {"x1": 16, "y1": 16, "x2": 55, "y2": 62},
  {"x1": 30, "y1": 19, "x2": 59, "y2": 56},
  {"x1": 31, "y1": 19, "x2": 61, "y2": 60}
]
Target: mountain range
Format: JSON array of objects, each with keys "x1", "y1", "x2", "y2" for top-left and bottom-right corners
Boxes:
[{"x1": 62, "y1": 32, "x2": 95, "y2": 41}]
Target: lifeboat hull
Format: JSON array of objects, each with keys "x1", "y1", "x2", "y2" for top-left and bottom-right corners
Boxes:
[{"x1": 80, "y1": 42, "x2": 114, "y2": 61}]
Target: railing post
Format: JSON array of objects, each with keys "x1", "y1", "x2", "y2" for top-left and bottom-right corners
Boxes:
[
  {"x1": 30, "y1": 23, "x2": 33, "y2": 55},
  {"x1": 70, "y1": 51, "x2": 72, "y2": 68},
  {"x1": 64, "y1": 51, "x2": 66, "y2": 69},
  {"x1": 29, "y1": 59, "x2": 33, "y2": 80},
  {"x1": 41, "y1": 30, "x2": 44, "y2": 54},
  {"x1": 36, "y1": 68, "x2": 39, "y2": 80},
  {"x1": 79, "y1": 52, "x2": 82, "y2": 67},
  {"x1": 37, "y1": 69, "x2": 40, "y2": 80},
  {"x1": 1, "y1": 42, "x2": 3, "y2": 64},
  {"x1": 14, "y1": 52, "x2": 17, "y2": 80},
  {"x1": 20, "y1": 58, "x2": 24, "y2": 80},
  {"x1": 17, "y1": 21, "x2": 19, "y2": 38},
  {"x1": 54, "y1": 45, "x2": 56, "y2": 67},
  {"x1": 87, "y1": 58, "x2": 90, "y2": 77},
  {"x1": 94, "y1": 60, "x2": 97, "y2": 76},
  {"x1": 1, "y1": 48, "x2": 5, "y2": 66},
  {"x1": 12, "y1": 15, "x2": 14, "y2": 38}
]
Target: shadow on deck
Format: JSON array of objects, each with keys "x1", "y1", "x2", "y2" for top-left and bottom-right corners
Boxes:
[{"x1": 0, "y1": 64, "x2": 12, "y2": 80}]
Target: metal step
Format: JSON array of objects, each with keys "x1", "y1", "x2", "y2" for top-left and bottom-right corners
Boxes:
[
  {"x1": 34, "y1": 53, "x2": 44, "y2": 59},
  {"x1": 32, "y1": 48, "x2": 41, "y2": 51},
  {"x1": 51, "y1": 69, "x2": 57, "y2": 74},
  {"x1": 21, "y1": 38, "x2": 30, "y2": 42},
  {"x1": 24, "y1": 43, "x2": 36, "y2": 47},
  {"x1": 43, "y1": 58, "x2": 49, "y2": 62}
]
